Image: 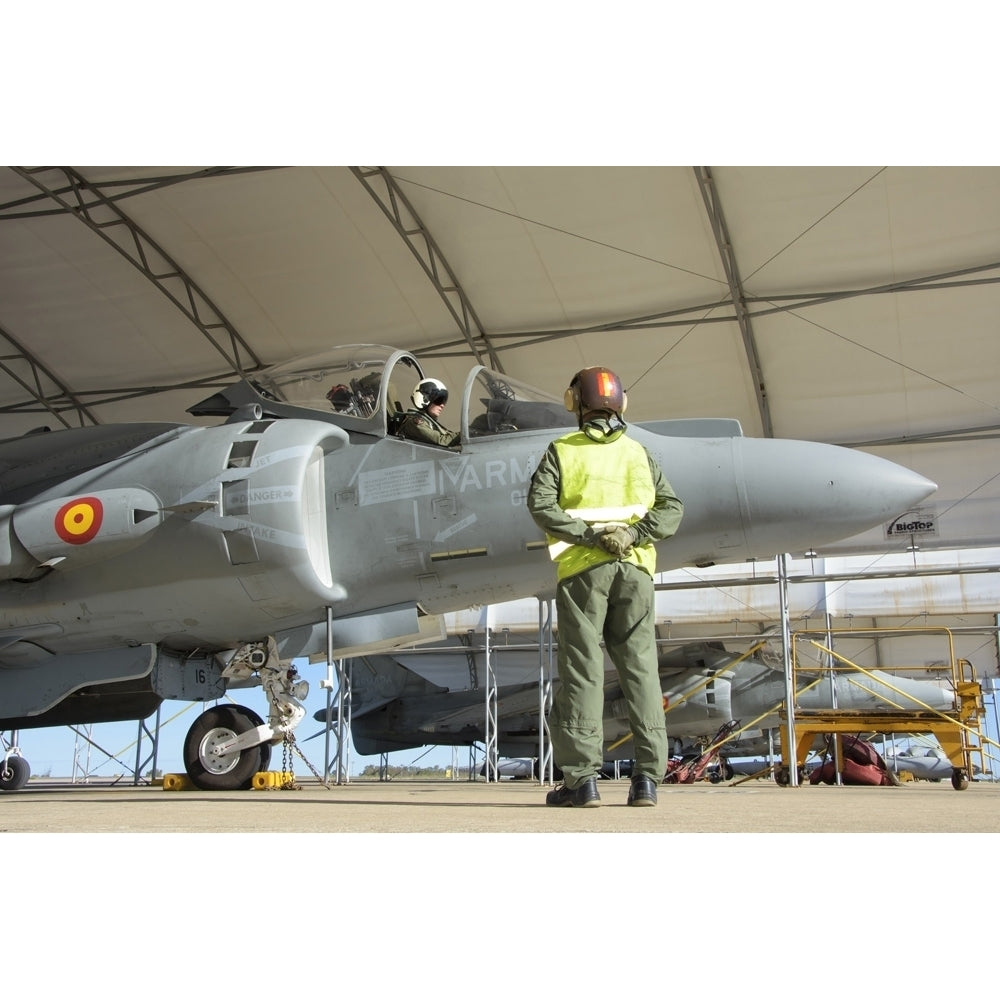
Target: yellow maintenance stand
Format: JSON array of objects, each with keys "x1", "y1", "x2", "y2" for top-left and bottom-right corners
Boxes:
[{"x1": 777, "y1": 627, "x2": 989, "y2": 790}]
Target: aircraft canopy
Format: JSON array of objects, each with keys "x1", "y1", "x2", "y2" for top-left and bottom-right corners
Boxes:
[{"x1": 190, "y1": 344, "x2": 574, "y2": 443}]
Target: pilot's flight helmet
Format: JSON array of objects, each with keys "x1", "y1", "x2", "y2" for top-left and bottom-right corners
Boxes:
[
  {"x1": 564, "y1": 367, "x2": 627, "y2": 418},
  {"x1": 412, "y1": 377, "x2": 449, "y2": 410}
]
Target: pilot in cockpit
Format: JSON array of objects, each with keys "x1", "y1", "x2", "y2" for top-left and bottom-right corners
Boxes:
[{"x1": 396, "y1": 378, "x2": 461, "y2": 450}]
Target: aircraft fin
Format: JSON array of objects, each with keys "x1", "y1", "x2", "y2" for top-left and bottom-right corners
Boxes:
[{"x1": 162, "y1": 500, "x2": 218, "y2": 514}]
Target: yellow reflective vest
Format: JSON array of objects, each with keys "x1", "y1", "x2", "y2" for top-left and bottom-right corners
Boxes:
[{"x1": 547, "y1": 430, "x2": 657, "y2": 580}]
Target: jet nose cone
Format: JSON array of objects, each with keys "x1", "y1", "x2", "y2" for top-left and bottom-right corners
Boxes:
[
  {"x1": 739, "y1": 439, "x2": 937, "y2": 553},
  {"x1": 871, "y1": 463, "x2": 937, "y2": 511},
  {"x1": 849, "y1": 458, "x2": 938, "y2": 542},
  {"x1": 914, "y1": 472, "x2": 938, "y2": 500}
]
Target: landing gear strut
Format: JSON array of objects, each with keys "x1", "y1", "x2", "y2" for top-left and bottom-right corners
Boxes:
[{"x1": 181, "y1": 638, "x2": 308, "y2": 790}]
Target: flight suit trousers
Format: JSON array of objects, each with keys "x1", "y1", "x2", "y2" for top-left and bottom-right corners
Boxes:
[{"x1": 550, "y1": 559, "x2": 667, "y2": 789}]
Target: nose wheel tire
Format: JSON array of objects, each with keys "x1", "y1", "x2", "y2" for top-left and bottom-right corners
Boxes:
[
  {"x1": 183, "y1": 705, "x2": 271, "y2": 790},
  {"x1": 0, "y1": 755, "x2": 30, "y2": 791}
]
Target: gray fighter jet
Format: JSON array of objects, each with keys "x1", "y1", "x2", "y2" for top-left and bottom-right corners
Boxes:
[
  {"x1": 883, "y1": 744, "x2": 981, "y2": 781},
  {"x1": 313, "y1": 638, "x2": 959, "y2": 766},
  {"x1": 0, "y1": 344, "x2": 935, "y2": 789}
]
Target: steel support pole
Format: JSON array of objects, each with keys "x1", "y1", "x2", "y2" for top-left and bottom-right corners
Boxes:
[
  {"x1": 538, "y1": 597, "x2": 555, "y2": 785},
  {"x1": 132, "y1": 707, "x2": 160, "y2": 785},
  {"x1": 779, "y1": 553, "x2": 799, "y2": 786},
  {"x1": 988, "y1": 661, "x2": 1000, "y2": 782},
  {"x1": 992, "y1": 682, "x2": 1000, "y2": 782},
  {"x1": 825, "y1": 611, "x2": 842, "y2": 785},
  {"x1": 72, "y1": 725, "x2": 93, "y2": 783},
  {"x1": 335, "y1": 659, "x2": 351, "y2": 784},
  {"x1": 322, "y1": 606, "x2": 334, "y2": 782},
  {"x1": 483, "y1": 607, "x2": 499, "y2": 782}
]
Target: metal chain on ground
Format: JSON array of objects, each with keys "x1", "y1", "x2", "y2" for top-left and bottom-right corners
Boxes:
[
  {"x1": 280, "y1": 735, "x2": 299, "y2": 790},
  {"x1": 283, "y1": 733, "x2": 331, "y2": 790}
]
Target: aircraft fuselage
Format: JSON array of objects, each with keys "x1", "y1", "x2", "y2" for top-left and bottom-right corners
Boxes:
[
  {"x1": 1, "y1": 415, "x2": 934, "y2": 663},
  {"x1": 0, "y1": 346, "x2": 936, "y2": 739}
]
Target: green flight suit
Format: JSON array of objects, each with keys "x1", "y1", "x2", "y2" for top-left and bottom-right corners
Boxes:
[
  {"x1": 396, "y1": 409, "x2": 461, "y2": 449},
  {"x1": 527, "y1": 419, "x2": 684, "y2": 789}
]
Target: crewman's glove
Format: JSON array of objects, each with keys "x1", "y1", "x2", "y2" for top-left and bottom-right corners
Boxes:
[{"x1": 597, "y1": 524, "x2": 637, "y2": 558}]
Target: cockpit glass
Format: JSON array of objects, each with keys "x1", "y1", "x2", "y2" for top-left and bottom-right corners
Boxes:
[
  {"x1": 465, "y1": 368, "x2": 575, "y2": 438},
  {"x1": 252, "y1": 345, "x2": 421, "y2": 426},
  {"x1": 248, "y1": 346, "x2": 571, "y2": 441},
  {"x1": 254, "y1": 347, "x2": 388, "y2": 416}
]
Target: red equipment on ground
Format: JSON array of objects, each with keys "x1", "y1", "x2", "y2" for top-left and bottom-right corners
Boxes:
[
  {"x1": 663, "y1": 720, "x2": 740, "y2": 784},
  {"x1": 808, "y1": 733, "x2": 898, "y2": 786}
]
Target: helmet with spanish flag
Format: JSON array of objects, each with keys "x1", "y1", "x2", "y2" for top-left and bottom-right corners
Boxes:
[{"x1": 564, "y1": 366, "x2": 627, "y2": 422}]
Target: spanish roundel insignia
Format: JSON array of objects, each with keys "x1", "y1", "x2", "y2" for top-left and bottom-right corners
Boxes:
[{"x1": 55, "y1": 496, "x2": 104, "y2": 545}]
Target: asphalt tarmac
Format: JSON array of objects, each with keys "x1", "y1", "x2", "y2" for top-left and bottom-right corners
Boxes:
[{"x1": 3, "y1": 775, "x2": 998, "y2": 833}]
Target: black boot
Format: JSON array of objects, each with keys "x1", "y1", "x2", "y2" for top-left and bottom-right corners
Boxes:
[
  {"x1": 627, "y1": 774, "x2": 658, "y2": 806},
  {"x1": 545, "y1": 776, "x2": 601, "y2": 807}
]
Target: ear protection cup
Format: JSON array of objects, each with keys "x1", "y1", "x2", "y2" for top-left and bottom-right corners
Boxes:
[{"x1": 564, "y1": 382, "x2": 580, "y2": 412}]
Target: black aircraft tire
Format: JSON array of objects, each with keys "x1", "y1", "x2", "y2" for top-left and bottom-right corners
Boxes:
[
  {"x1": 951, "y1": 768, "x2": 969, "y2": 791},
  {"x1": 0, "y1": 755, "x2": 30, "y2": 791},
  {"x1": 183, "y1": 705, "x2": 267, "y2": 791}
]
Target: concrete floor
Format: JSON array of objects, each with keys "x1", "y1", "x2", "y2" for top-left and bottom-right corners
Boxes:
[{"x1": 3, "y1": 776, "x2": 998, "y2": 833}]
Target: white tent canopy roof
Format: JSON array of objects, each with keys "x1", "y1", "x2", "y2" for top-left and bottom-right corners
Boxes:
[{"x1": 2, "y1": 165, "x2": 998, "y2": 556}]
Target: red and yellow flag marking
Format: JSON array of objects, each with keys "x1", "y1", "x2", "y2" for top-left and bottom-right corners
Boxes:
[{"x1": 54, "y1": 496, "x2": 104, "y2": 545}]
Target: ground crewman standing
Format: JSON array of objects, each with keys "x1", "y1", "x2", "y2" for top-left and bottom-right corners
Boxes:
[{"x1": 527, "y1": 366, "x2": 683, "y2": 807}]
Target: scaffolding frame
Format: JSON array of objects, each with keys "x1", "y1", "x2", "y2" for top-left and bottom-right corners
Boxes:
[
  {"x1": 779, "y1": 625, "x2": 991, "y2": 790},
  {"x1": 482, "y1": 611, "x2": 499, "y2": 782}
]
